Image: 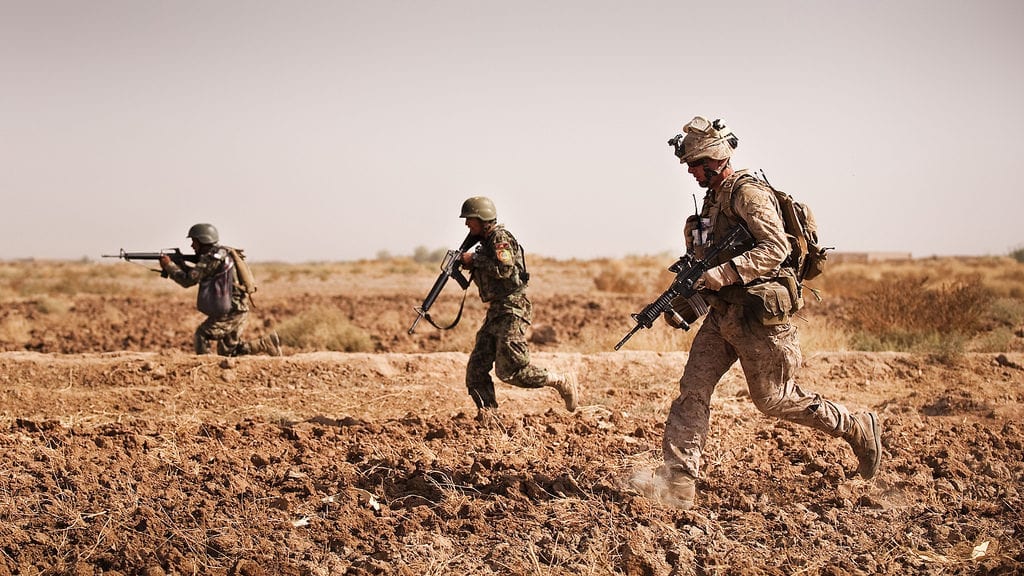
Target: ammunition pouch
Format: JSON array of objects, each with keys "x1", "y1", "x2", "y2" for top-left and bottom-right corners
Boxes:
[
  {"x1": 717, "y1": 269, "x2": 803, "y2": 326},
  {"x1": 776, "y1": 268, "x2": 804, "y2": 312}
]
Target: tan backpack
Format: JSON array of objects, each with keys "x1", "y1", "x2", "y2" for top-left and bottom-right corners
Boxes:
[
  {"x1": 225, "y1": 247, "x2": 258, "y2": 299},
  {"x1": 731, "y1": 171, "x2": 831, "y2": 283}
]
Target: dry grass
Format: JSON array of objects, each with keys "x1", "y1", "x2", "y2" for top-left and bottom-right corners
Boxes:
[
  {"x1": 795, "y1": 315, "x2": 850, "y2": 353},
  {"x1": 591, "y1": 255, "x2": 673, "y2": 295},
  {"x1": 2, "y1": 254, "x2": 1022, "y2": 355},
  {"x1": 0, "y1": 261, "x2": 148, "y2": 299},
  {"x1": 275, "y1": 306, "x2": 375, "y2": 352},
  {"x1": 593, "y1": 261, "x2": 647, "y2": 294}
]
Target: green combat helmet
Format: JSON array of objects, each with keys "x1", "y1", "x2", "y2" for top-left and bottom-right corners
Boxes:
[
  {"x1": 187, "y1": 223, "x2": 219, "y2": 245},
  {"x1": 668, "y1": 116, "x2": 739, "y2": 164},
  {"x1": 460, "y1": 196, "x2": 497, "y2": 221}
]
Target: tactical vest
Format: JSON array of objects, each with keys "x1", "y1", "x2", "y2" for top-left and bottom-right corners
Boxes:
[
  {"x1": 700, "y1": 170, "x2": 763, "y2": 269},
  {"x1": 700, "y1": 170, "x2": 804, "y2": 323}
]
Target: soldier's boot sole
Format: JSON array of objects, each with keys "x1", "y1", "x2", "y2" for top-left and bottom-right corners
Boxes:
[{"x1": 849, "y1": 411, "x2": 881, "y2": 479}]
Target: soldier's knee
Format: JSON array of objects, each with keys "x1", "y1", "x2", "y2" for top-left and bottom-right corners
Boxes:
[
  {"x1": 494, "y1": 364, "x2": 516, "y2": 382},
  {"x1": 751, "y1": 394, "x2": 787, "y2": 418}
]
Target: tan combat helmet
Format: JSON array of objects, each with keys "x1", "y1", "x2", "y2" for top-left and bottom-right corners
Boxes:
[
  {"x1": 669, "y1": 116, "x2": 738, "y2": 164},
  {"x1": 460, "y1": 196, "x2": 497, "y2": 221},
  {"x1": 187, "y1": 223, "x2": 219, "y2": 245}
]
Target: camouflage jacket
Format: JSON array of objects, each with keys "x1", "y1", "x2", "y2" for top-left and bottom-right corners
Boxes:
[
  {"x1": 166, "y1": 245, "x2": 249, "y2": 314},
  {"x1": 694, "y1": 169, "x2": 790, "y2": 284},
  {"x1": 467, "y1": 225, "x2": 531, "y2": 318}
]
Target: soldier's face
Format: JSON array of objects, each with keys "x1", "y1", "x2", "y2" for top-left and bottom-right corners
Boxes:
[
  {"x1": 191, "y1": 239, "x2": 213, "y2": 255},
  {"x1": 465, "y1": 217, "x2": 486, "y2": 236},
  {"x1": 685, "y1": 158, "x2": 723, "y2": 188}
]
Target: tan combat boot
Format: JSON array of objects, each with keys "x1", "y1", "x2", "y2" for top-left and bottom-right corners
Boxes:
[
  {"x1": 844, "y1": 411, "x2": 882, "y2": 479},
  {"x1": 249, "y1": 332, "x2": 283, "y2": 356},
  {"x1": 266, "y1": 332, "x2": 282, "y2": 356},
  {"x1": 546, "y1": 370, "x2": 579, "y2": 412},
  {"x1": 631, "y1": 465, "x2": 696, "y2": 510}
]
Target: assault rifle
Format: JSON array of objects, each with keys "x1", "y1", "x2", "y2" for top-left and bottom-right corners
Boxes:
[
  {"x1": 102, "y1": 248, "x2": 198, "y2": 277},
  {"x1": 614, "y1": 225, "x2": 752, "y2": 350},
  {"x1": 408, "y1": 233, "x2": 481, "y2": 334}
]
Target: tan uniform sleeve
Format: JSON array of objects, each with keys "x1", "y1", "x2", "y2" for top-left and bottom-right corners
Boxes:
[{"x1": 727, "y1": 183, "x2": 790, "y2": 283}]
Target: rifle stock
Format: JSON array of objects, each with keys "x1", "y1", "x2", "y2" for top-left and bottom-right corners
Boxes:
[
  {"x1": 408, "y1": 233, "x2": 479, "y2": 334},
  {"x1": 614, "y1": 225, "x2": 752, "y2": 350}
]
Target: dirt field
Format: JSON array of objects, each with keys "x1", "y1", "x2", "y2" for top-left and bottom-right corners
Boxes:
[{"x1": 1, "y1": 259, "x2": 1022, "y2": 575}]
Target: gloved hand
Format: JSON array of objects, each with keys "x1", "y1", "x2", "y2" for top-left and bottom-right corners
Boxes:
[{"x1": 697, "y1": 262, "x2": 740, "y2": 291}]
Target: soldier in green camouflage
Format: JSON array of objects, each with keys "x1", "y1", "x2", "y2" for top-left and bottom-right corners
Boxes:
[
  {"x1": 159, "y1": 223, "x2": 281, "y2": 357},
  {"x1": 457, "y1": 197, "x2": 578, "y2": 421},
  {"x1": 632, "y1": 117, "x2": 881, "y2": 510}
]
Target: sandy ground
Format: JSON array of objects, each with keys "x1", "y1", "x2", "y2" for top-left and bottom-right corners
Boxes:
[
  {"x1": 2, "y1": 348, "x2": 1021, "y2": 575},
  {"x1": 0, "y1": 260, "x2": 1022, "y2": 574}
]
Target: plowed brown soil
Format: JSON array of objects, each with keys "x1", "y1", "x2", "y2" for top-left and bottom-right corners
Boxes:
[{"x1": 1, "y1": 259, "x2": 1021, "y2": 575}]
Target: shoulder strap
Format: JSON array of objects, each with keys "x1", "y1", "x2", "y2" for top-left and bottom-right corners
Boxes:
[
  {"x1": 223, "y1": 246, "x2": 259, "y2": 308},
  {"x1": 224, "y1": 247, "x2": 257, "y2": 294},
  {"x1": 723, "y1": 172, "x2": 759, "y2": 221}
]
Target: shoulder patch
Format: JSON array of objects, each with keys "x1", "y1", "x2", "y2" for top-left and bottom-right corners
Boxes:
[{"x1": 494, "y1": 242, "x2": 514, "y2": 265}]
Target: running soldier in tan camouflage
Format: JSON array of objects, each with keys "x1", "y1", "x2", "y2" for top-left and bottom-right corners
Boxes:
[
  {"x1": 631, "y1": 117, "x2": 881, "y2": 510},
  {"x1": 160, "y1": 223, "x2": 281, "y2": 357},
  {"x1": 457, "y1": 197, "x2": 578, "y2": 422}
]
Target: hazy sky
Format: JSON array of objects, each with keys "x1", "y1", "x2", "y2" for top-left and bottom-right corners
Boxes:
[{"x1": 3, "y1": 0, "x2": 1022, "y2": 262}]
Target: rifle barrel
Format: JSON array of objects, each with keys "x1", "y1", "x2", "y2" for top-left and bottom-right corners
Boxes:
[{"x1": 614, "y1": 325, "x2": 642, "y2": 351}]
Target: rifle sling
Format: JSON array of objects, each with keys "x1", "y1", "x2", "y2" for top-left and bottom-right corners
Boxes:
[{"x1": 424, "y1": 284, "x2": 470, "y2": 331}]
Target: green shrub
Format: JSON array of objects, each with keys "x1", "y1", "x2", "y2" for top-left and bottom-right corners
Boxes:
[
  {"x1": 1010, "y1": 245, "x2": 1024, "y2": 264},
  {"x1": 986, "y1": 297, "x2": 1024, "y2": 328},
  {"x1": 970, "y1": 327, "x2": 1018, "y2": 354}
]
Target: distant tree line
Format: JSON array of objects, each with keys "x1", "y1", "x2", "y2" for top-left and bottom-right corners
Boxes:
[
  {"x1": 375, "y1": 246, "x2": 448, "y2": 263},
  {"x1": 1012, "y1": 245, "x2": 1024, "y2": 264}
]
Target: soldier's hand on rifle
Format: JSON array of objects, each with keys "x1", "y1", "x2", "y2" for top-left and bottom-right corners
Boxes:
[
  {"x1": 158, "y1": 254, "x2": 173, "y2": 272},
  {"x1": 460, "y1": 252, "x2": 474, "y2": 266},
  {"x1": 699, "y1": 262, "x2": 741, "y2": 291}
]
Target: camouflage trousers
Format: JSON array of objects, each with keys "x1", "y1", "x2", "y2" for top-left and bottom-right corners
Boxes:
[
  {"x1": 663, "y1": 302, "x2": 856, "y2": 478},
  {"x1": 195, "y1": 310, "x2": 251, "y2": 356},
  {"x1": 466, "y1": 312, "x2": 548, "y2": 409}
]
